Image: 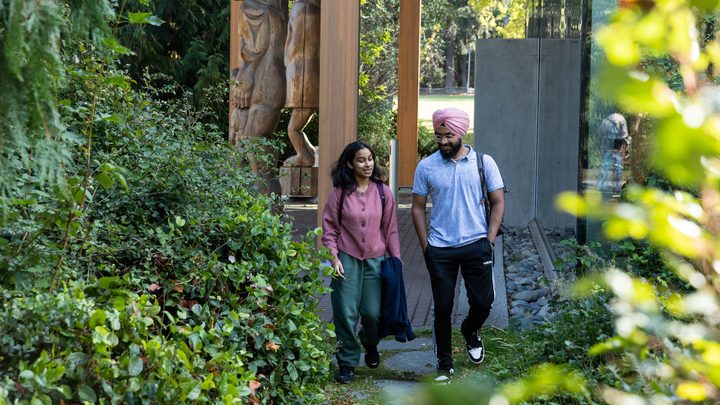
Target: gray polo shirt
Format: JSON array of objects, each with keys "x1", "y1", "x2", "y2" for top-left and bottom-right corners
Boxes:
[{"x1": 413, "y1": 146, "x2": 504, "y2": 248}]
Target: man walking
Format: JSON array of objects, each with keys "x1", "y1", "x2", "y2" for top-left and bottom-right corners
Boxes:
[{"x1": 411, "y1": 107, "x2": 505, "y2": 384}]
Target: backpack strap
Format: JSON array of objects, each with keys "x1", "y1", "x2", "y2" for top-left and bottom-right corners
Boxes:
[
  {"x1": 377, "y1": 182, "x2": 388, "y2": 241},
  {"x1": 337, "y1": 181, "x2": 386, "y2": 229},
  {"x1": 477, "y1": 152, "x2": 508, "y2": 235},
  {"x1": 476, "y1": 153, "x2": 492, "y2": 222},
  {"x1": 377, "y1": 181, "x2": 386, "y2": 227},
  {"x1": 338, "y1": 189, "x2": 347, "y2": 228}
]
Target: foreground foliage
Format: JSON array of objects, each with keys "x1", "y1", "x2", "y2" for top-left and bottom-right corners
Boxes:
[
  {"x1": 559, "y1": 0, "x2": 720, "y2": 401},
  {"x1": 398, "y1": 0, "x2": 720, "y2": 402}
]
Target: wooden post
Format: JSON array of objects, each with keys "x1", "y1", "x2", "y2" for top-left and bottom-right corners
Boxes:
[
  {"x1": 229, "y1": 0, "x2": 240, "y2": 135},
  {"x1": 317, "y1": 1, "x2": 360, "y2": 226},
  {"x1": 397, "y1": 0, "x2": 421, "y2": 187}
]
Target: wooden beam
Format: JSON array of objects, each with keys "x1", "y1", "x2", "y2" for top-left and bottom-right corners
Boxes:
[
  {"x1": 229, "y1": 0, "x2": 240, "y2": 135},
  {"x1": 318, "y1": 1, "x2": 360, "y2": 226},
  {"x1": 397, "y1": 0, "x2": 421, "y2": 187}
]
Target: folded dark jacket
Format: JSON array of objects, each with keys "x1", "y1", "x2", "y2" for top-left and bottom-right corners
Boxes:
[{"x1": 379, "y1": 256, "x2": 415, "y2": 342}]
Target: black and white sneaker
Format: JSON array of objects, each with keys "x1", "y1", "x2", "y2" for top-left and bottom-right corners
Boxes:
[
  {"x1": 364, "y1": 346, "x2": 380, "y2": 369},
  {"x1": 463, "y1": 329, "x2": 485, "y2": 364},
  {"x1": 433, "y1": 368, "x2": 454, "y2": 385},
  {"x1": 335, "y1": 366, "x2": 355, "y2": 384}
]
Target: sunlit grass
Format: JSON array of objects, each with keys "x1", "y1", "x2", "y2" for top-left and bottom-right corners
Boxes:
[
  {"x1": 393, "y1": 94, "x2": 475, "y2": 128},
  {"x1": 321, "y1": 326, "x2": 547, "y2": 404}
]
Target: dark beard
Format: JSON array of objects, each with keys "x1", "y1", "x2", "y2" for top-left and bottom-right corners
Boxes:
[{"x1": 439, "y1": 141, "x2": 462, "y2": 159}]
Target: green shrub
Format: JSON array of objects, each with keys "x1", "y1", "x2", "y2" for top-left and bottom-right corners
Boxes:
[
  {"x1": 418, "y1": 124, "x2": 436, "y2": 159},
  {"x1": 554, "y1": 0, "x2": 720, "y2": 401},
  {"x1": 0, "y1": 211, "x2": 333, "y2": 405},
  {"x1": 358, "y1": 98, "x2": 396, "y2": 171},
  {"x1": 0, "y1": 282, "x2": 264, "y2": 403},
  {"x1": 535, "y1": 291, "x2": 613, "y2": 372},
  {"x1": 1, "y1": 41, "x2": 334, "y2": 403}
]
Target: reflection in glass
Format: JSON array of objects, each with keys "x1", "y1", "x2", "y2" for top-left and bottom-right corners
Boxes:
[{"x1": 597, "y1": 113, "x2": 630, "y2": 194}]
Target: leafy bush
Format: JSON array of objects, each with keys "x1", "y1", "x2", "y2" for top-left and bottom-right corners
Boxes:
[
  {"x1": 0, "y1": 274, "x2": 329, "y2": 404},
  {"x1": 418, "y1": 124, "x2": 437, "y2": 159},
  {"x1": 535, "y1": 291, "x2": 613, "y2": 373},
  {"x1": 355, "y1": 86, "x2": 397, "y2": 175},
  {"x1": 0, "y1": 282, "x2": 257, "y2": 404},
  {"x1": 1, "y1": 7, "x2": 334, "y2": 402},
  {"x1": 1, "y1": 74, "x2": 334, "y2": 404},
  {"x1": 554, "y1": 0, "x2": 720, "y2": 401}
]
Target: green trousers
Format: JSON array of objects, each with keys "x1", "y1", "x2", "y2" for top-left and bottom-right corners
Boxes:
[{"x1": 331, "y1": 252, "x2": 383, "y2": 368}]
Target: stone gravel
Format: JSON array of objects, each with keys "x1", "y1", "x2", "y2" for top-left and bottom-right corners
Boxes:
[{"x1": 502, "y1": 226, "x2": 577, "y2": 330}]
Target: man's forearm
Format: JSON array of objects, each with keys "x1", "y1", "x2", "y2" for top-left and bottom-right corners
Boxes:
[
  {"x1": 487, "y1": 200, "x2": 504, "y2": 242},
  {"x1": 411, "y1": 206, "x2": 429, "y2": 251}
]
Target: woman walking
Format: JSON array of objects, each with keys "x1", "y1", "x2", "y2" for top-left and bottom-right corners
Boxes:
[{"x1": 322, "y1": 141, "x2": 401, "y2": 384}]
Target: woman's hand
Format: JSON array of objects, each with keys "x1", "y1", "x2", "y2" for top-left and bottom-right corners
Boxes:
[{"x1": 333, "y1": 260, "x2": 345, "y2": 280}]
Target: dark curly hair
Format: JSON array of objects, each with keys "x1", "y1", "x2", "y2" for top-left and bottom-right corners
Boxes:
[{"x1": 330, "y1": 141, "x2": 384, "y2": 191}]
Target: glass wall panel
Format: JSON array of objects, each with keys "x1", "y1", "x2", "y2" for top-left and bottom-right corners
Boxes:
[
  {"x1": 526, "y1": 0, "x2": 584, "y2": 38},
  {"x1": 581, "y1": 0, "x2": 654, "y2": 242}
]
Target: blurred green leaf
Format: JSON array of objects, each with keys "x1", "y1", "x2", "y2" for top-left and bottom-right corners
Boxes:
[
  {"x1": 128, "y1": 356, "x2": 143, "y2": 377},
  {"x1": 89, "y1": 309, "x2": 107, "y2": 328},
  {"x1": 102, "y1": 37, "x2": 133, "y2": 55},
  {"x1": 78, "y1": 385, "x2": 97, "y2": 403},
  {"x1": 127, "y1": 12, "x2": 152, "y2": 24}
]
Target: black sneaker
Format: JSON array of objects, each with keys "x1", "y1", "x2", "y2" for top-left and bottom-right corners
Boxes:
[
  {"x1": 433, "y1": 367, "x2": 454, "y2": 385},
  {"x1": 463, "y1": 329, "x2": 485, "y2": 364},
  {"x1": 364, "y1": 346, "x2": 380, "y2": 369},
  {"x1": 335, "y1": 366, "x2": 355, "y2": 384}
]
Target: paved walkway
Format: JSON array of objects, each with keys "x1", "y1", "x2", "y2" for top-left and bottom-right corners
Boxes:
[{"x1": 284, "y1": 191, "x2": 508, "y2": 329}]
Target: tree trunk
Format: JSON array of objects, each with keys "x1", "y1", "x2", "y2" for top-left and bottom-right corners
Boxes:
[
  {"x1": 444, "y1": 43, "x2": 455, "y2": 89},
  {"x1": 458, "y1": 54, "x2": 467, "y2": 89}
]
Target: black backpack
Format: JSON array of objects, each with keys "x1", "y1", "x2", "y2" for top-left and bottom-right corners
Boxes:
[
  {"x1": 337, "y1": 181, "x2": 386, "y2": 228},
  {"x1": 476, "y1": 153, "x2": 507, "y2": 235}
]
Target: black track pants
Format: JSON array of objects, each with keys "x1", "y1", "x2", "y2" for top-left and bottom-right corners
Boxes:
[{"x1": 423, "y1": 238, "x2": 495, "y2": 370}]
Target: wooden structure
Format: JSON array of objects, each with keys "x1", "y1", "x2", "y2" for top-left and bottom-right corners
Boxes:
[
  {"x1": 316, "y1": 1, "x2": 360, "y2": 223},
  {"x1": 230, "y1": 0, "x2": 422, "y2": 223},
  {"x1": 396, "y1": 0, "x2": 421, "y2": 188}
]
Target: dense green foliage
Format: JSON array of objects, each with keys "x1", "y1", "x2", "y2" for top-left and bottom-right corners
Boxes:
[
  {"x1": 398, "y1": 0, "x2": 720, "y2": 402},
  {"x1": 557, "y1": 0, "x2": 720, "y2": 401},
  {"x1": 114, "y1": 0, "x2": 230, "y2": 131},
  {"x1": 0, "y1": 0, "x2": 113, "y2": 201},
  {"x1": 0, "y1": 2, "x2": 333, "y2": 403}
]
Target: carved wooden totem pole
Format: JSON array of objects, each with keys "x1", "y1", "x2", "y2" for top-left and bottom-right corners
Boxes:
[
  {"x1": 280, "y1": 0, "x2": 320, "y2": 196},
  {"x1": 284, "y1": 0, "x2": 320, "y2": 167},
  {"x1": 230, "y1": 0, "x2": 288, "y2": 195}
]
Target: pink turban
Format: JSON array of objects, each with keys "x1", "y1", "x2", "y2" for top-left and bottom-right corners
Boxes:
[{"x1": 432, "y1": 108, "x2": 470, "y2": 138}]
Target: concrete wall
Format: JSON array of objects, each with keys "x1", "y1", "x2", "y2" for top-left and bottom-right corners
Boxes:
[
  {"x1": 474, "y1": 39, "x2": 539, "y2": 228},
  {"x1": 474, "y1": 39, "x2": 581, "y2": 230},
  {"x1": 537, "y1": 40, "x2": 582, "y2": 229}
]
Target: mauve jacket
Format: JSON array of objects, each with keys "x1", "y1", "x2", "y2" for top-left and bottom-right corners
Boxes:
[{"x1": 321, "y1": 182, "x2": 401, "y2": 265}]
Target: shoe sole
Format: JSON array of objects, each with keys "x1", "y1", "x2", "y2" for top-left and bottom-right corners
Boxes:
[
  {"x1": 432, "y1": 375, "x2": 452, "y2": 385},
  {"x1": 365, "y1": 353, "x2": 380, "y2": 369},
  {"x1": 335, "y1": 375, "x2": 354, "y2": 384},
  {"x1": 467, "y1": 346, "x2": 484, "y2": 364},
  {"x1": 432, "y1": 376, "x2": 451, "y2": 385}
]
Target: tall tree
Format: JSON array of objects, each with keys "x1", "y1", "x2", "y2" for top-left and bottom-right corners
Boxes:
[
  {"x1": 421, "y1": 0, "x2": 483, "y2": 89},
  {"x1": 360, "y1": 0, "x2": 400, "y2": 99}
]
